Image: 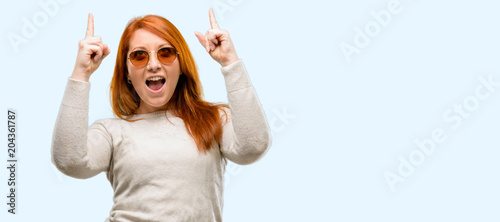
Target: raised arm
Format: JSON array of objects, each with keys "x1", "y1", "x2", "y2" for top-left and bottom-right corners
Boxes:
[
  {"x1": 51, "y1": 14, "x2": 112, "y2": 178},
  {"x1": 195, "y1": 9, "x2": 272, "y2": 164},
  {"x1": 219, "y1": 61, "x2": 272, "y2": 165}
]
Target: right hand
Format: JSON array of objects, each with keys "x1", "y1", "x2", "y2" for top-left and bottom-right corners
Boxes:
[{"x1": 71, "y1": 13, "x2": 111, "y2": 82}]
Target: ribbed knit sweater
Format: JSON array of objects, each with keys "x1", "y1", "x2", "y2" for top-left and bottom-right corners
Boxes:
[{"x1": 51, "y1": 60, "x2": 271, "y2": 222}]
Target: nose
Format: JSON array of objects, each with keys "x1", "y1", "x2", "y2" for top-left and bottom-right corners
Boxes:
[{"x1": 147, "y1": 51, "x2": 161, "y2": 72}]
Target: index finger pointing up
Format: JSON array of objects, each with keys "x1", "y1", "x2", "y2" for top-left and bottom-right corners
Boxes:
[
  {"x1": 209, "y1": 8, "x2": 220, "y2": 29},
  {"x1": 86, "y1": 13, "x2": 94, "y2": 38}
]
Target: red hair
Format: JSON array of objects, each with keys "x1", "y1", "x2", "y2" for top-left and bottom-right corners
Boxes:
[{"x1": 110, "y1": 15, "x2": 228, "y2": 153}]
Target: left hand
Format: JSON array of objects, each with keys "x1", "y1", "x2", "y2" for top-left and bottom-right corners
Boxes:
[{"x1": 195, "y1": 8, "x2": 239, "y2": 67}]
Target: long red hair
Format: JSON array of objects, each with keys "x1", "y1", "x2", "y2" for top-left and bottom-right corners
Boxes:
[{"x1": 110, "y1": 15, "x2": 228, "y2": 153}]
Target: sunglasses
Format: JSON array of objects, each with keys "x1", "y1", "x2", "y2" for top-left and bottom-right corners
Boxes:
[{"x1": 128, "y1": 47, "x2": 179, "y2": 67}]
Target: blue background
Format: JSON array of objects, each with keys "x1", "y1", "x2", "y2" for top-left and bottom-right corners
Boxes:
[{"x1": 2, "y1": 0, "x2": 500, "y2": 221}]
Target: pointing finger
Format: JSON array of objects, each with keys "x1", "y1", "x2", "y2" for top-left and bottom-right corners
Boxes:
[
  {"x1": 209, "y1": 8, "x2": 220, "y2": 29},
  {"x1": 86, "y1": 13, "x2": 94, "y2": 38}
]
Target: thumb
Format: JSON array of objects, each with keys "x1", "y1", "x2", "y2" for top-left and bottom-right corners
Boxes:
[
  {"x1": 194, "y1": 32, "x2": 209, "y2": 52},
  {"x1": 102, "y1": 44, "x2": 111, "y2": 60}
]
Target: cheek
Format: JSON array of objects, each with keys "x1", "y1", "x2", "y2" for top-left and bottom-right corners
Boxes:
[
  {"x1": 167, "y1": 75, "x2": 180, "y2": 92},
  {"x1": 126, "y1": 64, "x2": 133, "y2": 80},
  {"x1": 127, "y1": 67, "x2": 143, "y2": 85},
  {"x1": 166, "y1": 64, "x2": 181, "y2": 90}
]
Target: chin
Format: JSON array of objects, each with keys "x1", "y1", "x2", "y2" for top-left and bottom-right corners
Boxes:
[{"x1": 138, "y1": 96, "x2": 172, "y2": 112}]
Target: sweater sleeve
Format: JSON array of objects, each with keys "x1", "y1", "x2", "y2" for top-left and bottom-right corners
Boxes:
[
  {"x1": 219, "y1": 60, "x2": 272, "y2": 165},
  {"x1": 51, "y1": 78, "x2": 112, "y2": 179}
]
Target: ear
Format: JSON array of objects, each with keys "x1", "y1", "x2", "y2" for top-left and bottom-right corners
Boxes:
[
  {"x1": 125, "y1": 64, "x2": 132, "y2": 78},
  {"x1": 125, "y1": 70, "x2": 130, "y2": 80},
  {"x1": 125, "y1": 72, "x2": 132, "y2": 84}
]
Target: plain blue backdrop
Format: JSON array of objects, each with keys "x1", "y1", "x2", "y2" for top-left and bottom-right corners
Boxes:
[{"x1": 2, "y1": 0, "x2": 500, "y2": 221}]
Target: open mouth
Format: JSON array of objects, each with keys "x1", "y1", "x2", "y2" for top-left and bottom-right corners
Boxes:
[{"x1": 146, "y1": 77, "x2": 166, "y2": 91}]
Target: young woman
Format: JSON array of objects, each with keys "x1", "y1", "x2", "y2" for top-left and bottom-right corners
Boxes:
[{"x1": 51, "y1": 9, "x2": 271, "y2": 221}]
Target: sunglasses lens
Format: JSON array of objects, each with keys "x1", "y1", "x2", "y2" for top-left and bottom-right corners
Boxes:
[
  {"x1": 130, "y1": 50, "x2": 149, "y2": 67},
  {"x1": 158, "y1": 47, "x2": 177, "y2": 64}
]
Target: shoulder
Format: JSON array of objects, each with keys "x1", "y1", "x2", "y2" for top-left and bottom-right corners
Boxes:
[
  {"x1": 93, "y1": 116, "x2": 123, "y2": 125},
  {"x1": 90, "y1": 117, "x2": 125, "y2": 133}
]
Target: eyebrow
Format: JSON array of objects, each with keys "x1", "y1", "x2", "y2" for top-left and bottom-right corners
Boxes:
[{"x1": 130, "y1": 43, "x2": 173, "y2": 52}]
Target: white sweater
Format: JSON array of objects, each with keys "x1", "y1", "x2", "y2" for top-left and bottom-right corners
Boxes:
[{"x1": 51, "y1": 60, "x2": 272, "y2": 222}]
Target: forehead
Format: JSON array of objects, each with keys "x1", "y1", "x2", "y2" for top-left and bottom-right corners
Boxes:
[{"x1": 129, "y1": 29, "x2": 172, "y2": 49}]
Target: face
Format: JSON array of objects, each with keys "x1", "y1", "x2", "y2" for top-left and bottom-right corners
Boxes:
[{"x1": 127, "y1": 29, "x2": 181, "y2": 114}]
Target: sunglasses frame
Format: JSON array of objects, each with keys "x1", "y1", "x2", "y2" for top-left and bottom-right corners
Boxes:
[{"x1": 127, "y1": 47, "x2": 179, "y2": 67}]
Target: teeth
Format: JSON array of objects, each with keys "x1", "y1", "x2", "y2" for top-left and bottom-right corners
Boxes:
[{"x1": 147, "y1": 77, "x2": 164, "y2": 81}]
